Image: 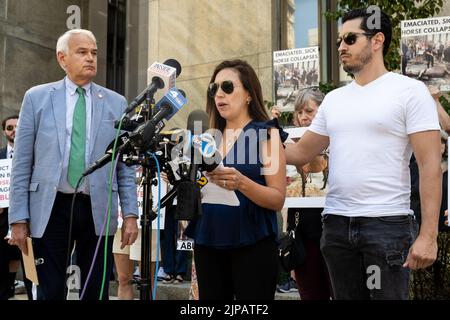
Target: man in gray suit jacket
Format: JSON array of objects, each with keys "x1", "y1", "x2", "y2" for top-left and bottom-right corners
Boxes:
[{"x1": 8, "y1": 29, "x2": 138, "y2": 300}]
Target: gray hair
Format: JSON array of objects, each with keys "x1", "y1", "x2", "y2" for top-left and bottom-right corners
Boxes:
[
  {"x1": 56, "y1": 29, "x2": 96, "y2": 54},
  {"x1": 294, "y1": 87, "x2": 325, "y2": 111},
  {"x1": 441, "y1": 129, "x2": 448, "y2": 141}
]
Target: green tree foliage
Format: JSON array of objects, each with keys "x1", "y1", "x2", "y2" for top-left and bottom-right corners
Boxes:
[
  {"x1": 327, "y1": 0, "x2": 444, "y2": 71},
  {"x1": 269, "y1": 0, "x2": 449, "y2": 124},
  {"x1": 328, "y1": 0, "x2": 450, "y2": 113}
]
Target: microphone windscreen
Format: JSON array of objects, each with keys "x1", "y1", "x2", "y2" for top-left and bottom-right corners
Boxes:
[
  {"x1": 163, "y1": 59, "x2": 182, "y2": 77},
  {"x1": 186, "y1": 110, "x2": 209, "y2": 135},
  {"x1": 154, "y1": 88, "x2": 187, "y2": 121},
  {"x1": 178, "y1": 89, "x2": 187, "y2": 98},
  {"x1": 147, "y1": 61, "x2": 177, "y2": 96}
]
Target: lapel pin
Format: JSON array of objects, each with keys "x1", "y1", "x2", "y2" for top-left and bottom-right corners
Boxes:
[{"x1": 98, "y1": 93, "x2": 103, "y2": 99}]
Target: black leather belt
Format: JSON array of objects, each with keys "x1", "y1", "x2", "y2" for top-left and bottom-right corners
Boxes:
[{"x1": 57, "y1": 191, "x2": 91, "y2": 201}]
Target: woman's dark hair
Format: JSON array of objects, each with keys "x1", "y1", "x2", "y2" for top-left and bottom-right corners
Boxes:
[
  {"x1": 342, "y1": 7, "x2": 392, "y2": 57},
  {"x1": 206, "y1": 59, "x2": 269, "y2": 132}
]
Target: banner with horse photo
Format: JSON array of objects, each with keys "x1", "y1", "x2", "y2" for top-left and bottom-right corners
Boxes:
[
  {"x1": 401, "y1": 16, "x2": 450, "y2": 91},
  {"x1": 273, "y1": 46, "x2": 320, "y2": 123},
  {"x1": 283, "y1": 127, "x2": 327, "y2": 208}
]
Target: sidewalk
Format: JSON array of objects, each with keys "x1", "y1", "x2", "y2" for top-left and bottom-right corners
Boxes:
[
  {"x1": 10, "y1": 281, "x2": 300, "y2": 300},
  {"x1": 109, "y1": 281, "x2": 300, "y2": 300}
]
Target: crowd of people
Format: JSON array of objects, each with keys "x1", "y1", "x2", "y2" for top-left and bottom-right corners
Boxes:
[
  {"x1": 401, "y1": 38, "x2": 450, "y2": 76},
  {"x1": 2, "y1": 6, "x2": 450, "y2": 301}
]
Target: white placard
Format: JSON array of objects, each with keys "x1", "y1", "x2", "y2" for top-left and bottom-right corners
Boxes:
[
  {"x1": 283, "y1": 128, "x2": 328, "y2": 208},
  {"x1": 0, "y1": 159, "x2": 12, "y2": 208},
  {"x1": 401, "y1": 16, "x2": 450, "y2": 91},
  {"x1": 273, "y1": 46, "x2": 320, "y2": 114},
  {"x1": 177, "y1": 239, "x2": 194, "y2": 251},
  {"x1": 118, "y1": 167, "x2": 167, "y2": 229}
]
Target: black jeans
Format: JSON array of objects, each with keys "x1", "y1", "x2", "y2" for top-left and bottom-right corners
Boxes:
[
  {"x1": 162, "y1": 205, "x2": 188, "y2": 276},
  {"x1": 194, "y1": 237, "x2": 278, "y2": 300},
  {"x1": 320, "y1": 214, "x2": 418, "y2": 300}
]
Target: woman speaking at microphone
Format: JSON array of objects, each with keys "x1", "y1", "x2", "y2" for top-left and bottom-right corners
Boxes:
[{"x1": 185, "y1": 60, "x2": 287, "y2": 300}]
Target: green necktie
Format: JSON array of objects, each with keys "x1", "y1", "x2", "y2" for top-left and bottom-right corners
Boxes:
[{"x1": 68, "y1": 87, "x2": 86, "y2": 188}]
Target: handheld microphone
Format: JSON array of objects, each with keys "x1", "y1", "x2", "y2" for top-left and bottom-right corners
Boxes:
[
  {"x1": 123, "y1": 59, "x2": 182, "y2": 115},
  {"x1": 182, "y1": 110, "x2": 222, "y2": 176},
  {"x1": 173, "y1": 110, "x2": 212, "y2": 221},
  {"x1": 191, "y1": 133, "x2": 216, "y2": 158},
  {"x1": 191, "y1": 132, "x2": 221, "y2": 172}
]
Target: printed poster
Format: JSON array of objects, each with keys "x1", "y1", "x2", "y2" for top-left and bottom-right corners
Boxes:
[
  {"x1": 273, "y1": 46, "x2": 320, "y2": 118},
  {"x1": 0, "y1": 159, "x2": 12, "y2": 208},
  {"x1": 283, "y1": 127, "x2": 327, "y2": 208},
  {"x1": 401, "y1": 16, "x2": 450, "y2": 91}
]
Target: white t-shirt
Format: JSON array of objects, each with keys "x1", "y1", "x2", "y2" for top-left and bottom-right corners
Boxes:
[{"x1": 309, "y1": 72, "x2": 440, "y2": 217}]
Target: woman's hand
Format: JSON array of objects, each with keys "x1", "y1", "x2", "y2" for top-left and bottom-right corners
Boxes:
[{"x1": 206, "y1": 167, "x2": 245, "y2": 191}]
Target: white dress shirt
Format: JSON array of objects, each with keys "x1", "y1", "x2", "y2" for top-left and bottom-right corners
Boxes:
[{"x1": 57, "y1": 77, "x2": 93, "y2": 194}]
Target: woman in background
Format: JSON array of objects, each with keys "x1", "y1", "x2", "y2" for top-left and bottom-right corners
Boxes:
[{"x1": 272, "y1": 87, "x2": 333, "y2": 300}]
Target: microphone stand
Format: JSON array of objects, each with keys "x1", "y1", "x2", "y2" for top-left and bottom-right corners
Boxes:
[
  {"x1": 83, "y1": 86, "x2": 177, "y2": 300},
  {"x1": 139, "y1": 89, "x2": 157, "y2": 300}
]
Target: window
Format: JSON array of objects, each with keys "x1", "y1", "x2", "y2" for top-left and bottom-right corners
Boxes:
[{"x1": 281, "y1": 0, "x2": 319, "y2": 50}]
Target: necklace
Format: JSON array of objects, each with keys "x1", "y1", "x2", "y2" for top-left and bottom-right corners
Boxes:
[{"x1": 224, "y1": 130, "x2": 240, "y2": 148}]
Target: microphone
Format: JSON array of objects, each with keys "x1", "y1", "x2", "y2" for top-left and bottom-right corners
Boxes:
[
  {"x1": 191, "y1": 132, "x2": 221, "y2": 172},
  {"x1": 187, "y1": 109, "x2": 209, "y2": 135},
  {"x1": 123, "y1": 59, "x2": 182, "y2": 115},
  {"x1": 192, "y1": 133, "x2": 216, "y2": 158},
  {"x1": 129, "y1": 88, "x2": 187, "y2": 148},
  {"x1": 82, "y1": 132, "x2": 130, "y2": 177},
  {"x1": 153, "y1": 87, "x2": 187, "y2": 122},
  {"x1": 188, "y1": 110, "x2": 221, "y2": 172},
  {"x1": 184, "y1": 110, "x2": 221, "y2": 175},
  {"x1": 173, "y1": 110, "x2": 213, "y2": 221},
  {"x1": 82, "y1": 88, "x2": 186, "y2": 177}
]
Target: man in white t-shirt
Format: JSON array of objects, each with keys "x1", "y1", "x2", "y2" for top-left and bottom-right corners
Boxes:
[{"x1": 285, "y1": 8, "x2": 442, "y2": 300}]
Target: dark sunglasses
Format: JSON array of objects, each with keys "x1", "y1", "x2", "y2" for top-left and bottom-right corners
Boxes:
[
  {"x1": 5, "y1": 125, "x2": 16, "y2": 131},
  {"x1": 208, "y1": 80, "x2": 239, "y2": 98},
  {"x1": 336, "y1": 32, "x2": 373, "y2": 48}
]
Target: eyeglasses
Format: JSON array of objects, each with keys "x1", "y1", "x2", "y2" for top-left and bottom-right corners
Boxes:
[
  {"x1": 208, "y1": 80, "x2": 240, "y2": 98},
  {"x1": 5, "y1": 125, "x2": 17, "y2": 131},
  {"x1": 336, "y1": 32, "x2": 373, "y2": 48}
]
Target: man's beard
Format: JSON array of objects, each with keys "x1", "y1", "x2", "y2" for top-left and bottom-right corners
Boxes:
[
  {"x1": 6, "y1": 136, "x2": 14, "y2": 144},
  {"x1": 342, "y1": 44, "x2": 373, "y2": 74}
]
